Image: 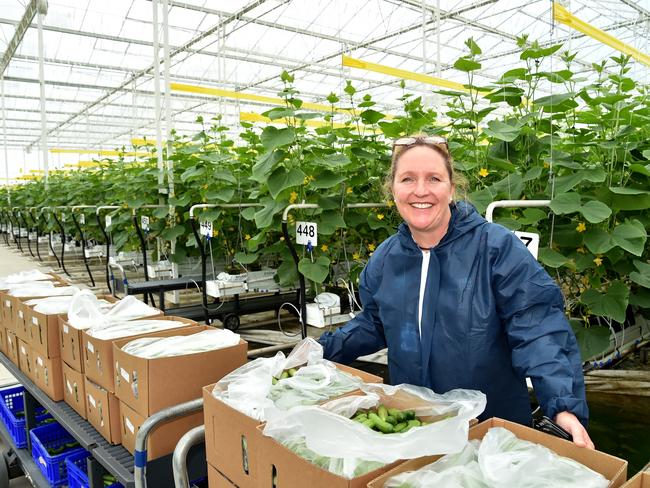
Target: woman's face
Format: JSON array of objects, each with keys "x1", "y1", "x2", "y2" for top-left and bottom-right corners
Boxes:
[{"x1": 391, "y1": 145, "x2": 454, "y2": 241}]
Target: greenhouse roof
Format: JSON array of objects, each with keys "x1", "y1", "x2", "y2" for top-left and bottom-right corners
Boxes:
[{"x1": 0, "y1": 0, "x2": 649, "y2": 174}]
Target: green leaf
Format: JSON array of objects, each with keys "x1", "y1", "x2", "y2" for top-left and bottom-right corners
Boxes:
[
  {"x1": 234, "y1": 251, "x2": 259, "y2": 265},
  {"x1": 570, "y1": 320, "x2": 611, "y2": 361},
  {"x1": 260, "y1": 126, "x2": 295, "y2": 151},
  {"x1": 483, "y1": 120, "x2": 522, "y2": 142},
  {"x1": 608, "y1": 186, "x2": 650, "y2": 195},
  {"x1": 630, "y1": 260, "x2": 650, "y2": 289},
  {"x1": 552, "y1": 169, "x2": 606, "y2": 193},
  {"x1": 206, "y1": 187, "x2": 235, "y2": 202},
  {"x1": 267, "y1": 167, "x2": 305, "y2": 199},
  {"x1": 253, "y1": 198, "x2": 285, "y2": 228},
  {"x1": 160, "y1": 224, "x2": 187, "y2": 241},
  {"x1": 533, "y1": 92, "x2": 575, "y2": 106},
  {"x1": 465, "y1": 38, "x2": 482, "y2": 55},
  {"x1": 583, "y1": 228, "x2": 614, "y2": 255},
  {"x1": 611, "y1": 221, "x2": 647, "y2": 256},
  {"x1": 360, "y1": 109, "x2": 385, "y2": 124},
  {"x1": 180, "y1": 166, "x2": 206, "y2": 182},
  {"x1": 241, "y1": 207, "x2": 256, "y2": 221},
  {"x1": 277, "y1": 258, "x2": 298, "y2": 286},
  {"x1": 316, "y1": 153, "x2": 351, "y2": 168},
  {"x1": 630, "y1": 288, "x2": 650, "y2": 308},
  {"x1": 579, "y1": 201, "x2": 611, "y2": 224},
  {"x1": 298, "y1": 256, "x2": 330, "y2": 283},
  {"x1": 629, "y1": 164, "x2": 650, "y2": 177},
  {"x1": 318, "y1": 211, "x2": 346, "y2": 235},
  {"x1": 550, "y1": 192, "x2": 581, "y2": 214},
  {"x1": 520, "y1": 43, "x2": 562, "y2": 60},
  {"x1": 169, "y1": 193, "x2": 191, "y2": 207},
  {"x1": 519, "y1": 208, "x2": 547, "y2": 226},
  {"x1": 454, "y1": 57, "x2": 481, "y2": 72},
  {"x1": 263, "y1": 107, "x2": 295, "y2": 120},
  {"x1": 212, "y1": 169, "x2": 237, "y2": 183},
  {"x1": 581, "y1": 281, "x2": 629, "y2": 323},
  {"x1": 251, "y1": 149, "x2": 285, "y2": 183},
  {"x1": 538, "y1": 247, "x2": 571, "y2": 268},
  {"x1": 153, "y1": 207, "x2": 169, "y2": 219},
  {"x1": 311, "y1": 171, "x2": 347, "y2": 189}
]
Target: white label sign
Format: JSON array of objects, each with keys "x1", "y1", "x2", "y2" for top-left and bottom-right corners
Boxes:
[
  {"x1": 63, "y1": 324, "x2": 69, "y2": 334},
  {"x1": 125, "y1": 417, "x2": 135, "y2": 434},
  {"x1": 141, "y1": 216, "x2": 150, "y2": 231},
  {"x1": 87, "y1": 341, "x2": 95, "y2": 354},
  {"x1": 88, "y1": 394, "x2": 96, "y2": 408},
  {"x1": 199, "y1": 220, "x2": 213, "y2": 237},
  {"x1": 514, "y1": 231, "x2": 540, "y2": 260},
  {"x1": 32, "y1": 316, "x2": 38, "y2": 325},
  {"x1": 120, "y1": 367, "x2": 130, "y2": 383},
  {"x1": 79, "y1": 214, "x2": 85, "y2": 225},
  {"x1": 105, "y1": 216, "x2": 112, "y2": 228},
  {"x1": 18, "y1": 311, "x2": 23, "y2": 319},
  {"x1": 61, "y1": 213, "x2": 66, "y2": 222},
  {"x1": 296, "y1": 221, "x2": 317, "y2": 247}
]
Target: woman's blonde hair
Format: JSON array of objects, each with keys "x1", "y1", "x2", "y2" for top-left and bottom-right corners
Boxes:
[{"x1": 383, "y1": 133, "x2": 467, "y2": 201}]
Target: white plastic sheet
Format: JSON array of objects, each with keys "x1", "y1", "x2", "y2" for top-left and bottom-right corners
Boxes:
[
  {"x1": 0, "y1": 270, "x2": 55, "y2": 288},
  {"x1": 383, "y1": 427, "x2": 608, "y2": 488},
  {"x1": 121, "y1": 329, "x2": 240, "y2": 358},
  {"x1": 212, "y1": 338, "x2": 364, "y2": 421},
  {"x1": 86, "y1": 319, "x2": 190, "y2": 340},
  {"x1": 262, "y1": 384, "x2": 486, "y2": 478},
  {"x1": 25, "y1": 295, "x2": 112, "y2": 315},
  {"x1": 67, "y1": 292, "x2": 159, "y2": 330},
  {"x1": 9, "y1": 285, "x2": 79, "y2": 298}
]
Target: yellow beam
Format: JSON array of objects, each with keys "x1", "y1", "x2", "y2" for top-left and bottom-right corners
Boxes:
[
  {"x1": 171, "y1": 82, "x2": 395, "y2": 120},
  {"x1": 131, "y1": 138, "x2": 160, "y2": 146},
  {"x1": 240, "y1": 112, "x2": 375, "y2": 131},
  {"x1": 343, "y1": 55, "x2": 489, "y2": 94},
  {"x1": 50, "y1": 149, "x2": 152, "y2": 157},
  {"x1": 553, "y1": 3, "x2": 650, "y2": 67}
]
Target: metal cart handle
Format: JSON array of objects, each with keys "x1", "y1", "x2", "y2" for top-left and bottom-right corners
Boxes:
[{"x1": 172, "y1": 425, "x2": 205, "y2": 488}]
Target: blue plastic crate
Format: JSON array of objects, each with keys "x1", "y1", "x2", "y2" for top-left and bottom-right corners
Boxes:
[
  {"x1": 29, "y1": 422, "x2": 85, "y2": 487},
  {"x1": 0, "y1": 385, "x2": 51, "y2": 448},
  {"x1": 66, "y1": 450, "x2": 123, "y2": 488}
]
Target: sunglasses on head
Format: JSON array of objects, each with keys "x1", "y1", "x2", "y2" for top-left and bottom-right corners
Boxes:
[{"x1": 393, "y1": 136, "x2": 448, "y2": 148}]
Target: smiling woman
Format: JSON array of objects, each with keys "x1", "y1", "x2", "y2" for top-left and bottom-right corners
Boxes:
[{"x1": 319, "y1": 133, "x2": 595, "y2": 450}]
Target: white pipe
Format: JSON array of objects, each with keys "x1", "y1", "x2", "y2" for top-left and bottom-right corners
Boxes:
[
  {"x1": 485, "y1": 200, "x2": 551, "y2": 223},
  {"x1": 1, "y1": 76, "x2": 9, "y2": 196},
  {"x1": 163, "y1": 0, "x2": 173, "y2": 198},
  {"x1": 37, "y1": 10, "x2": 48, "y2": 183},
  {"x1": 152, "y1": 0, "x2": 164, "y2": 193}
]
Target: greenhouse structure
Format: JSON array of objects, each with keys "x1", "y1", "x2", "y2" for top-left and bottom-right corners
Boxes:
[{"x1": 0, "y1": 0, "x2": 649, "y2": 486}]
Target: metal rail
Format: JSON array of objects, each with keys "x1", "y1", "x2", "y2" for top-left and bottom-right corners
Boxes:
[{"x1": 172, "y1": 426, "x2": 204, "y2": 488}]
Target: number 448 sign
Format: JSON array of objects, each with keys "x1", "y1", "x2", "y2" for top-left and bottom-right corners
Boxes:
[
  {"x1": 514, "y1": 231, "x2": 540, "y2": 259},
  {"x1": 296, "y1": 221, "x2": 317, "y2": 247}
]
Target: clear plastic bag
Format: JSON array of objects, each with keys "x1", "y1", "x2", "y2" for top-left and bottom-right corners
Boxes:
[
  {"x1": 120, "y1": 329, "x2": 240, "y2": 358},
  {"x1": 478, "y1": 427, "x2": 608, "y2": 488},
  {"x1": 9, "y1": 284, "x2": 79, "y2": 298},
  {"x1": 262, "y1": 384, "x2": 486, "y2": 479},
  {"x1": 0, "y1": 270, "x2": 54, "y2": 288},
  {"x1": 86, "y1": 319, "x2": 190, "y2": 340},
  {"x1": 25, "y1": 295, "x2": 112, "y2": 315},
  {"x1": 212, "y1": 338, "x2": 365, "y2": 421},
  {"x1": 67, "y1": 292, "x2": 159, "y2": 330},
  {"x1": 382, "y1": 427, "x2": 608, "y2": 488}
]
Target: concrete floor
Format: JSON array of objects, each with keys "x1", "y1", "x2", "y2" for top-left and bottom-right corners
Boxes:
[{"x1": 0, "y1": 243, "x2": 52, "y2": 487}]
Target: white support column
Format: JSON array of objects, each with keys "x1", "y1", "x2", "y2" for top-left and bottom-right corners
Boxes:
[
  {"x1": 1, "y1": 77, "x2": 9, "y2": 198},
  {"x1": 152, "y1": 0, "x2": 165, "y2": 194},
  {"x1": 37, "y1": 9, "x2": 49, "y2": 183},
  {"x1": 162, "y1": 0, "x2": 173, "y2": 198}
]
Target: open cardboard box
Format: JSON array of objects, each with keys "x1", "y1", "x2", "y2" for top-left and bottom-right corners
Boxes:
[
  {"x1": 622, "y1": 472, "x2": 650, "y2": 488},
  {"x1": 113, "y1": 325, "x2": 247, "y2": 417},
  {"x1": 83, "y1": 316, "x2": 196, "y2": 392},
  {"x1": 17, "y1": 338, "x2": 34, "y2": 380},
  {"x1": 0, "y1": 325, "x2": 5, "y2": 355},
  {"x1": 208, "y1": 463, "x2": 237, "y2": 488},
  {"x1": 62, "y1": 361, "x2": 87, "y2": 419},
  {"x1": 85, "y1": 377, "x2": 122, "y2": 445},
  {"x1": 203, "y1": 363, "x2": 382, "y2": 488},
  {"x1": 33, "y1": 352, "x2": 64, "y2": 401},
  {"x1": 119, "y1": 400, "x2": 203, "y2": 459},
  {"x1": 5, "y1": 330, "x2": 19, "y2": 365},
  {"x1": 26, "y1": 305, "x2": 65, "y2": 359},
  {"x1": 59, "y1": 296, "x2": 155, "y2": 373},
  {"x1": 367, "y1": 417, "x2": 628, "y2": 488}
]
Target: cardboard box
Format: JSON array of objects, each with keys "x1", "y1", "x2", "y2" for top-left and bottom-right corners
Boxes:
[
  {"x1": 0, "y1": 325, "x2": 5, "y2": 355},
  {"x1": 0, "y1": 291, "x2": 16, "y2": 332},
  {"x1": 62, "y1": 361, "x2": 87, "y2": 419},
  {"x1": 113, "y1": 326, "x2": 247, "y2": 417},
  {"x1": 59, "y1": 295, "x2": 127, "y2": 372},
  {"x1": 26, "y1": 306, "x2": 65, "y2": 359},
  {"x1": 208, "y1": 463, "x2": 237, "y2": 488},
  {"x1": 17, "y1": 338, "x2": 34, "y2": 379},
  {"x1": 33, "y1": 353, "x2": 64, "y2": 401},
  {"x1": 367, "y1": 417, "x2": 628, "y2": 488},
  {"x1": 85, "y1": 378, "x2": 121, "y2": 445},
  {"x1": 203, "y1": 363, "x2": 382, "y2": 488},
  {"x1": 621, "y1": 472, "x2": 650, "y2": 488},
  {"x1": 119, "y1": 400, "x2": 203, "y2": 460},
  {"x1": 5, "y1": 330, "x2": 19, "y2": 365},
  {"x1": 83, "y1": 316, "x2": 196, "y2": 392}
]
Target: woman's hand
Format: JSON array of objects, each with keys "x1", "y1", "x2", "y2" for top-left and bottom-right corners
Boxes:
[{"x1": 554, "y1": 411, "x2": 595, "y2": 449}]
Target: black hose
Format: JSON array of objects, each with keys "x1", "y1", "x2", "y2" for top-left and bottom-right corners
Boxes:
[
  {"x1": 190, "y1": 218, "x2": 210, "y2": 324},
  {"x1": 72, "y1": 212, "x2": 95, "y2": 287},
  {"x1": 52, "y1": 212, "x2": 71, "y2": 277},
  {"x1": 282, "y1": 221, "x2": 307, "y2": 340}
]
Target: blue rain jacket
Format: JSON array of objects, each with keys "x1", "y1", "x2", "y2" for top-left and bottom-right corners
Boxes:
[{"x1": 320, "y1": 202, "x2": 588, "y2": 426}]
